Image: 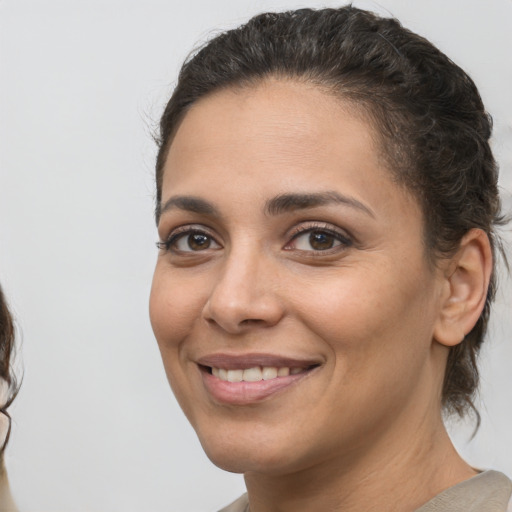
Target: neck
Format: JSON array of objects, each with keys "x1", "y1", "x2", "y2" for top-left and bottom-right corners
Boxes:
[{"x1": 244, "y1": 412, "x2": 475, "y2": 512}]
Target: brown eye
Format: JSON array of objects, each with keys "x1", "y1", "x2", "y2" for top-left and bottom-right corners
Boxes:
[
  {"x1": 308, "y1": 231, "x2": 335, "y2": 250},
  {"x1": 187, "y1": 233, "x2": 211, "y2": 250},
  {"x1": 160, "y1": 229, "x2": 221, "y2": 253},
  {"x1": 286, "y1": 226, "x2": 352, "y2": 253}
]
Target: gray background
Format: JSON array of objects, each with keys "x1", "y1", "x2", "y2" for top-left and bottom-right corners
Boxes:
[{"x1": 0, "y1": 0, "x2": 511, "y2": 510}]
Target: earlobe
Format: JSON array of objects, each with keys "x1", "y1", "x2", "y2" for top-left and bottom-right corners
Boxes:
[{"x1": 433, "y1": 229, "x2": 493, "y2": 347}]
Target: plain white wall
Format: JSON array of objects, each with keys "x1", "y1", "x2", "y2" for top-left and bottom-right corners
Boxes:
[{"x1": 0, "y1": 0, "x2": 510, "y2": 510}]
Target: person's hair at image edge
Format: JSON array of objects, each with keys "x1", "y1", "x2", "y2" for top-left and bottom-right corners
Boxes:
[
  {"x1": 154, "y1": 4, "x2": 508, "y2": 421},
  {"x1": 0, "y1": 285, "x2": 18, "y2": 455}
]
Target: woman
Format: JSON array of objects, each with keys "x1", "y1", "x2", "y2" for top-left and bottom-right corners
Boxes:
[
  {"x1": 149, "y1": 6, "x2": 510, "y2": 511},
  {"x1": 0, "y1": 286, "x2": 18, "y2": 511}
]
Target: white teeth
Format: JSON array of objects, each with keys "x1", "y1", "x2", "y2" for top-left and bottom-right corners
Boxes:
[
  {"x1": 211, "y1": 365, "x2": 307, "y2": 382},
  {"x1": 227, "y1": 369, "x2": 243, "y2": 383},
  {"x1": 277, "y1": 367, "x2": 290, "y2": 377},
  {"x1": 243, "y1": 367, "x2": 263, "y2": 382},
  {"x1": 262, "y1": 367, "x2": 278, "y2": 380}
]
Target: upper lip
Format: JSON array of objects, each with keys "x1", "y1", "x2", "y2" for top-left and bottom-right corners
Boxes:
[{"x1": 196, "y1": 353, "x2": 322, "y2": 370}]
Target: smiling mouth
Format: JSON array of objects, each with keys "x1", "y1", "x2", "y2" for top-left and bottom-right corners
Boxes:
[
  {"x1": 208, "y1": 365, "x2": 311, "y2": 382},
  {"x1": 198, "y1": 360, "x2": 320, "y2": 405}
]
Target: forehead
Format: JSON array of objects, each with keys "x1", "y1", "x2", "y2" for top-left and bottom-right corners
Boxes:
[
  {"x1": 175, "y1": 79, "x2": 367, "y2": 148},
  {"x1": 166, "y1": 80, "x2": 379, "y2": 182}
]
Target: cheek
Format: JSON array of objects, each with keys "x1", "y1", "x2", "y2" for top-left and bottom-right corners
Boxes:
[
  {"x1": 149, "y1": 266, "x2": 206, "y2": 351},
  {"x1": 293, "y1": 269, "x2": 438, "y2": 436},
  {"x1": 294, "y1": 262, "x2": 437, "y2": 369},
  {"x1": 149, "y1": 268, "x2": 207, "y2": 418}
]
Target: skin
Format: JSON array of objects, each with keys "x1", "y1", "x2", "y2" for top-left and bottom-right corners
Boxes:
[{"x1": 150, "y1": 79, "x2": 490, "y2": 512}]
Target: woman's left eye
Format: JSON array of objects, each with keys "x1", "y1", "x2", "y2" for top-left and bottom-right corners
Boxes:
[{"x1": 286, "y1": 228, "x2": 351, "y2": 252}]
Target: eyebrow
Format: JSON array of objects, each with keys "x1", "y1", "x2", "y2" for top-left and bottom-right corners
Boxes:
[
  {"x1": 264, "y1": 191, "x2": 375, "y2": 218},
  {"x1": 156, "y1": 195, "x2": 220, "y2": 223},
  {"x1": 156, "y1": 190, "x2": 375, "y2": 224}
]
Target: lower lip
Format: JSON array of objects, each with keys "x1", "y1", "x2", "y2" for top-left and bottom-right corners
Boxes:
[{"x1": 201, "y1": 369, "x2": 313, "y2": 405}]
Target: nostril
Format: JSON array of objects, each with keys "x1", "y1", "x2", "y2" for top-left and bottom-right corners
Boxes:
[{"x1": 240, "y1": 319, "x2": 265, "y2": 326}]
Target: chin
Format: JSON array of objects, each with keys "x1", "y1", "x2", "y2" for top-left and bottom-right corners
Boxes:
[
  {"x1": 196, "y1": 425, "x2": 303, "y2": 475},
  {"x1": 205, "y1": 449, "x2": 299, "y2": 476},
  {"x1": 204, "y1": 450, "x2": 251, "y2": 474}
]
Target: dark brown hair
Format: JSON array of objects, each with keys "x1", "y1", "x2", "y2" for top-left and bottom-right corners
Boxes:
[
  {"x1": 0, "y1": 285, "x2": 18, "y2": 453},
  {"x1": 154, "y1": 6, "x2": 507, "y2": 418}
]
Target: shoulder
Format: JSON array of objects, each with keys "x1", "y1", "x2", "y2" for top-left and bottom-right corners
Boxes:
[
  {"x1": 217, "y1": 493, "x2": 249, "y2": 512},
  {"x1": 216, "y1": 472, "x2": 512, "y2": 512},
  {"x1": 416, "y1": 470, "x2": 512, "y2": 512}
]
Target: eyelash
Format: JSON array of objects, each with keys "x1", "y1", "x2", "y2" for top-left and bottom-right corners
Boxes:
[
  {"x1": 156, "y1": 225, "x2": 220, "y2": 253},
  {"x1": 284, "y1": 223, "x2": 353, "y2": 254},
  {"x1": 157, "y1": 222, "x2": 353, "y2": 255}
]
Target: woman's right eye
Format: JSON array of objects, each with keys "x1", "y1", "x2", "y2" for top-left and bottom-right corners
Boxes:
[{"x1": 157, "y1": 229, "x2": 221, "y2": 253}]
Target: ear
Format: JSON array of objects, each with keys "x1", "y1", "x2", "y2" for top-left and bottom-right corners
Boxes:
[{"x1": 433, "y1": 229, "x2": 493, "y2": 347}]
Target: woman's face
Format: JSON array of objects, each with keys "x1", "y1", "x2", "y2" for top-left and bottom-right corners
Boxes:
[{"x1": 150, "y1": 80, "x2": 448, "y2": 475}]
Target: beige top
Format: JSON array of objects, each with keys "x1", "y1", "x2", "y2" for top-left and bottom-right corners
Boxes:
[{"x1": 219, "y1": 470, "x2": 512, "y2": 512}]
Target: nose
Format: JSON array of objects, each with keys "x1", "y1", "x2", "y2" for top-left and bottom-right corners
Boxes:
[{"x1": 202, "y1": 246, "x2": 285, "y2": 334}]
